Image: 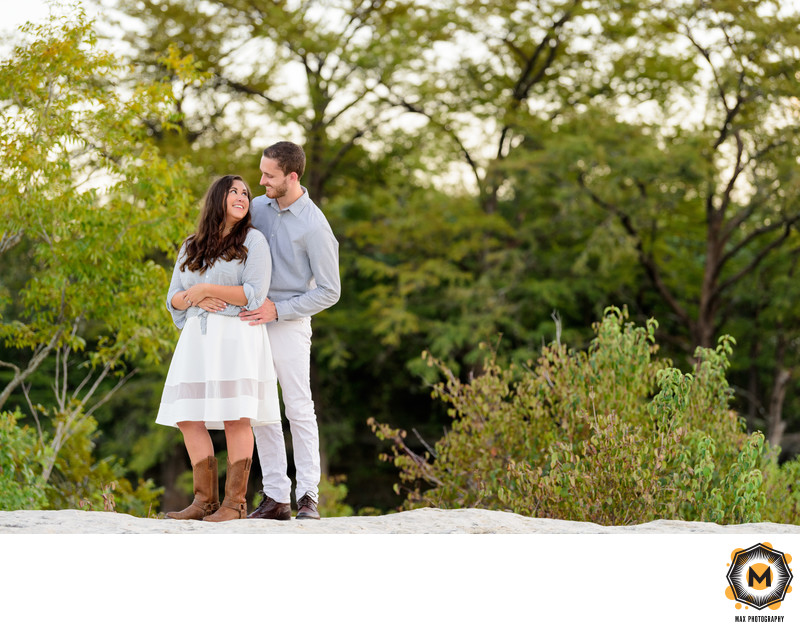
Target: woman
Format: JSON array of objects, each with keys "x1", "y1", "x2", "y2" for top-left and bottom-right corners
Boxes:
[{"x1": 156, "y1": 175, "x2": 280, "y2": 522}]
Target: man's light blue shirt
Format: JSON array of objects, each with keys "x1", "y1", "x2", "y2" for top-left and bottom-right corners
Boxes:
[{"x1": 250, "y1": 187, "x2": 340, "y2": 320}]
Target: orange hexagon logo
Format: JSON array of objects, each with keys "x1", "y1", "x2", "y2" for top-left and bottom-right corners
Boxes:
[{"x1": 726, "y1": 543, "x2": 793, "y2": 611}]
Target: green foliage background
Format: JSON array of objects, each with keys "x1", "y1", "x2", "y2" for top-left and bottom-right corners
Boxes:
[{"x1": 2, "y1": 1, "x2": 800, "y2": 522}]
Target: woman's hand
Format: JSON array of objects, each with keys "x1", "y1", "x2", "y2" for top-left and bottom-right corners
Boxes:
[
  {"x1": 177, "y1": 283, "x2": 245, "y2": 310},
  {"x1": 196, "y1": 297, "x2": 227, "y2": 313},
  {"x1": 183, "y1": 283, "x2": 210, "y2": 307}
]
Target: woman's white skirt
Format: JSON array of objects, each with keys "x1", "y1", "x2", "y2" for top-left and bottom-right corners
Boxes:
[{"x1": 155, "y1": 314, "x2": 281, "y2": 430}]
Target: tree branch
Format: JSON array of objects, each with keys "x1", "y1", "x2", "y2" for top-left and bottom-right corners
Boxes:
[
  {"x1": 577, "y1": 172, "x2": 692, "y2": 329},
  {"x1": 0, "y1": 328, "x2": 63, "y2": 411},
  {"x1": 213, "y1": 75, "x2": 288, "y2": 112},
  {"x1": 718, "y1": 214, "x2": 800, "y2": 273},
  {"x1": 394, "y1": 95, "x2": 483, "y2": 193},
  {"x1": 20, "y1": 380, "x2": 45, "y2": 446},
  {"x1": 718, "y1": 221, "x2": 798, "y2": 297},
  {"x1": 0, "y1": 230, "x2": 24, "y2": 254}
]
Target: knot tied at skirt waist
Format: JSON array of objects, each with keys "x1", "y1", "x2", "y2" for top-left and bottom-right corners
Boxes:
[{"x1": 188, "y1": 306, "x2": 245, "y2": 334}]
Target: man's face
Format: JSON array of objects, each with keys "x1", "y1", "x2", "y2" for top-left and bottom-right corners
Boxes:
[{"x1": 259, "y1": 156, "x2": 290, "y2": 200}]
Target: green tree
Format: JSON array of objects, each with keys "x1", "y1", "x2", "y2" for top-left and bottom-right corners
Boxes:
[
  {"x1": 532, "y1": 1, "x2": 800, "y2": 449},
  {"x1": 569, "y1": 0, "x2": 800, "y2": 350},
  {"x1": 0, "y1": 11, "x2": 195, "y2": 512},
  {"x1": 395, "y1": 0, "x2": 611, "y2": 213},
  {"x1": 114, "y1": 0, "x2": 456, "y2": 202},
  {"x1": 724, "y1": 244, "x2": 800, "y2": 452}
]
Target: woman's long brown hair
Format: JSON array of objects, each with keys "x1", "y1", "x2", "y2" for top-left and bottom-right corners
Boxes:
[{"x1": 180, "y1": 175, "x2": 253, "y2": 272}]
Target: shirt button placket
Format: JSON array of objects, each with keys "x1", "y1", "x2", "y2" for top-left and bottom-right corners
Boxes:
[{"x1": 271, "y1": 211, "x2": 282, "y2": 240}]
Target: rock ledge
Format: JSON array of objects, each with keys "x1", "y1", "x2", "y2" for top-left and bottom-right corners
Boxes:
[{"x1": 1, "y1": 507, "x2": 798, "y2": 534}]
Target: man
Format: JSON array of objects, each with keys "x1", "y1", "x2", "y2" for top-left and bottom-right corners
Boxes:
[{"x1": 240, "y1": 141, "x2": 340, "y2": 520}]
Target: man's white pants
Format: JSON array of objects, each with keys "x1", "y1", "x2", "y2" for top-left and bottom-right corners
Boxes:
[{"x1": 253, "y1": 317, "x2": 319, "y2": 503}]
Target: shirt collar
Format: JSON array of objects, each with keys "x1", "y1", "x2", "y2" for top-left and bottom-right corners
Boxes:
[{"x1": 266, "y1": 186, "x2": 309, "y2": 216}]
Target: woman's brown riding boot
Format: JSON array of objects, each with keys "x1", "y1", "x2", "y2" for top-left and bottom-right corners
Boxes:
[
  {"x1": 203, "y1": 458, "x2": 252, "y2": 522},
  {"x1": 166, "y1": 456, "x2": 220, "y2": 520}
]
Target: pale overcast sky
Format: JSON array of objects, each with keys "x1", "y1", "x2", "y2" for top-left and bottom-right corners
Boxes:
[
  {"x1": 6, "y1": 0, "x2": 800, "y2": 33},
  {"x1": 7, "y1": 0, "x2": 800, "y2": 30},
  {"x1": 6, "y1": 1, "x2": 72, "y2": 29},
  {"x1": 1, "y1": 1, "x2": 110, "y2": 57}
]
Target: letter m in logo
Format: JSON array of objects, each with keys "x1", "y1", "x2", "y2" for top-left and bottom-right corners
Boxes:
[{"x1": 748, "y1": 566, "x2": 772, "y2": 588}]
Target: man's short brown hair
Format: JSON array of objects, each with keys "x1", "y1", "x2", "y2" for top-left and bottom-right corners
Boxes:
[{"x1": 263, "y1": 141, "x2": 306, "y2": 178}]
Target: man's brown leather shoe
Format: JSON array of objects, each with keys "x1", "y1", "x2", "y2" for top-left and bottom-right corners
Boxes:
[
  {"x1": 248, "y1": 491, "x2": 291, "y2": 520},
  {"x1": 296, "y1": 493, "x2": 320, "y2": 520}
]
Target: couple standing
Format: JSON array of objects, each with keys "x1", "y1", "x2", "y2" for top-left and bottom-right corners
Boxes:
[{"x1": 155, "y1": 141, "x2": 340, "y2": 522}]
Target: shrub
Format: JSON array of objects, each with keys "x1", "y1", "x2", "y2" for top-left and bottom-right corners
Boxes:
[
  {"x1": 0, "y1": 408, "x2": 163, "y2": 515},
  {"x1": 0, "y1": 410, "x2": 48, "y2": 510},
  {"x1": 42, "y1": 412, "x2": 163, "y2": 515},
  {"x1": 370, "y1": 307, "x2": 798, "y2": 525},
  {"x1": 318, "y1": 475, "x2": 355, "y2": 518}
]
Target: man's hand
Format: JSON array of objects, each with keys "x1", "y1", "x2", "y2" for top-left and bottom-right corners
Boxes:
[{"x1": 239, "y1": 298, "x2": 278, "y2": 325}]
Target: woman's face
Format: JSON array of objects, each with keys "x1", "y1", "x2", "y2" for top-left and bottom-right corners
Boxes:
[{"x1": 225, "y1": 179, "x2": 250, "y2": 230}]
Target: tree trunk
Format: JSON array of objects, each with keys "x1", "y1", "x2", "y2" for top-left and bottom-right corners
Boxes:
[
  {"x1": 767, "y1": 331, "x2": 792, "y2": 448},
  {"x1": 746, "y1": 338, "x2": 761, "y2": 424},
  {"x1": 768, "y1": 367, "x2": 791, "y2": 448}
]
